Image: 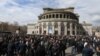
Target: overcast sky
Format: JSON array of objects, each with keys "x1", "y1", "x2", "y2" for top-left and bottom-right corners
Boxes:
[{"x1": 0, "y1": 0, "x2": 100, "y2": 25}]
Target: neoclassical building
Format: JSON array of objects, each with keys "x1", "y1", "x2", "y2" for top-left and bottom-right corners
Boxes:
[{"x1": 27, "y1": 7, "x2": 91, "y2": 36}]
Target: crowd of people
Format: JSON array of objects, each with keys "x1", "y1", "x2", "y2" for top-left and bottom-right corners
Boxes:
[{"x1": 0, "y1": 34, "x2": 100, "y2": 56}]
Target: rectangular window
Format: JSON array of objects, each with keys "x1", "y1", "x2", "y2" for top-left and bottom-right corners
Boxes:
[
  {"x1": 52, "y1": 14, "x2": 55, "y2": 18},
  {"x1": 77, "y1": 31, "x2": 79, "y2": 35},
  {"x1": 64, "y1": 14, "x2": 66, "y2": 18},
  {"x1": 67, "y1": 24, "x2": 70, "y2": 29},
  {"x1": 49, "y1": 15, "x2": 51, "y2": 18},
  {"x1": 32, "y1": 31, "x2": 34, "y2": 34},
  {"x1": 56, "y1": 14, "x2": 58, "y2": 18},
  {"x1": 72, "y1": 31, "x2": 75, "y2": 35},
  {"x1": 44, "y1": 31, "x2": 46, "y2": 34},
  {"x1": 60, "y1": 14, "x2": 62, "y2": 18},
  {"x1": 54, "y1": 30, "x2": 58, "y2": 35},
  {"x1": 67, "y1": 31, "x2": 70, "y2": 35}
]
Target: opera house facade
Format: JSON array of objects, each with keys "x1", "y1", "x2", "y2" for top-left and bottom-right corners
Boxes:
[{"x1": 27, "y1": 7, "x2": 92, "y2": 36}]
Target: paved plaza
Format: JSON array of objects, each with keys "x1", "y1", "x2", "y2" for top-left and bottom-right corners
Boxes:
[{"x1": 65, "y1": 47, "x2": 97, "y2": 56}]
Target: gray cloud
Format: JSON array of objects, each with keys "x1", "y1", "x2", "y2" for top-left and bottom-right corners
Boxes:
[
  {"x1": 0, "y1": 0, "x2": 100, "y2": 25},
  {"x1": 93, "y1": 19, "x2": 100, "y2": 26}
]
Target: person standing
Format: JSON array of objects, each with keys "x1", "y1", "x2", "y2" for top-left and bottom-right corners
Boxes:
[
  {"x1": 7, "y1": 40, "x2": 15, "y2": 56},
  {"x1": 82, "y1": 43, "x2": 94, "y2": 56},
  {"x1": 19, "y1": 40, "x2": 27, "y2": 56},
  {"x1": 96, "y1": 45, "x2": 100, "y2": 56}
]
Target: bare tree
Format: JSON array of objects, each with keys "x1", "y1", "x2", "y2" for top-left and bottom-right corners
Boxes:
[{"x1": 0, "y1": 21, "x2": 27, "y2": 35}]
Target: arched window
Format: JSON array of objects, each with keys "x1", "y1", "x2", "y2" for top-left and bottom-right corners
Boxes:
[
  {"x1": 70, "y1": 14, "x2": 72, "y2": 19},
  {"x1": 49, "y1": 14, "x2": 51, "y2": 18},
  {"x1": 46, "y1": 15, "x2": 49, "y2": 18},
  {"x1": 71, "y1": 15, "x2": 74, "y2": 19},
  {"x1": 72, "y1": 24, "x2": 75, "y2": 29},
  {"x1": 67, "y1": 13, "x2": 71, "y2": 19},
  {"x1": 69, "y1": 14, "x2": 71, "y2": 19},
  {"x1": 32, "y1": 31, "x2": 34, "y2": 34},
  {"x1": 54, "y1": 30, "x2": 58, "y2": 35},
  {"x1": 60, "y1": 14, "x2": 62, "y2": 18},
  {"x1": 64, "y1": 14, "x2": 66, "y2": 18},
  {"x1": 52, "y1": 14, "x2": 55, "y2": 18},
  {"x1": 67, "y1": 31, "x2": 70, "y2": 35},
  {"x1": 39, "y1": 24, "x2": 42, "y2": 34},
  {"x1": 54, "y1": 22, "x2": 58, "y2": 28},
  {"x1": 72, "y1": 31, "x2": 75, "y2": 35},
  {"x1": 44, "y1": 16, "x2": 45, "y2": 19},
  {"x1": 70, "y1": 14, "x2": 74, "y2": 19},
  {"x1": 56, "y1": 14, "x2": 58, "y2": 18},
  {"x1": 67, "y1": 14, "x2": 69, "y2": 18},
  {"x1": 41, "y1": 16, "x2": 43, "y2": 19}
]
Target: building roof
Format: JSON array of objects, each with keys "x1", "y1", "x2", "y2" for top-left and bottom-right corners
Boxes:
[
  {"x1": 43, "y1": 7, "x2": 74, "y2": 11},
  {"x1": 27, "y1": 24, "x2": 35, "y2": 26},
  {"x1": 81, "y1": 21, "x2": 92, "y2": 26},
  {"x1": 43, "y1": 7, "x2": 75, "y2": 13}
]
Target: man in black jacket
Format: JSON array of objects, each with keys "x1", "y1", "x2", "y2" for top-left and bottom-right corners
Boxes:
[{"x1": 82, "y1": 43, "x2": 94, "y2": 56}]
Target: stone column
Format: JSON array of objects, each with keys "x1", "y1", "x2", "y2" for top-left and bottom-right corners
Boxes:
[
  {"x1": 44, "y1": 15, "x2": 46, "y2": 19},
  {"x1": 46, "y1": 22, "x2": 48, "y2": 35},
  {"x1": 53, "y1": 14, "x2": 56, "y2": 18},
  {"x1": 64, "y1": 22, "x2": 67, "y2": 35},
  {"x1": 70, "y1": 23, "x2": 72, "y2": 36},
  {"x1": 58, "y1": 22, "x2": 61, "y2": 35},
  {"x1": 58, "y1": 13, "x2": 60, "y2": 18},
  {"x1": 52, "y1": 22, "x2": 54, "y2": 35},
  {"x1": 62, "y1": 14, "x2": 64, "y2": 19},
  {"x1": 75, "y1": 24, "x2": 77, "y2": 35},
  {"x1": 47, "y1": 15, "x2": 48, "y2": 19},
  {"x1": 66, "y1": 23, "x2": 68, "y2": 35},
  {"x1": 42, "y1": 22, "x2": 44, "y2": 35},
  {"x1": 69, "y1": 14, "x2": 70, "y2": 19},
  {"x1": 51, "y1": 14, "x2": 52, "y2": 18},
  {"x1": 54, "y1": 14, "x2": 56, "y2": 18}
]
